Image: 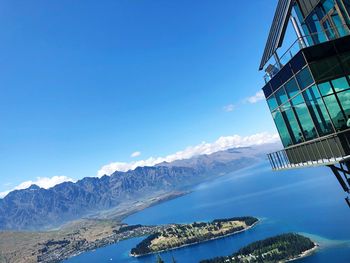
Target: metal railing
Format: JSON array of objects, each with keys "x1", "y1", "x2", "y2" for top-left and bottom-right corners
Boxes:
[
  {"x1": 263, "y1": 23, "x2": 350, "y2": 83},
  {"x1": 268, "y1": 130, "x2": 350, "y2": 170}
]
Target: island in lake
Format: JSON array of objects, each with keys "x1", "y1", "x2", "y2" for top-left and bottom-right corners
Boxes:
[
  {"x1": 130, "y1": 216, "x2": 259, "y2": 257},
  {"x1": 200, "y1": 233, "x2": 318, "y2": 263}
]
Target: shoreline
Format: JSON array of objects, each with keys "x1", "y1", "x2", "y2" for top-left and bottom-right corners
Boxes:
[
  {"x1": 286, "y1": 242, "x2": 319, "y2": 262},
  {"x1": 0, "y1": 191, "x2": 187, "y2": 263},
  {"x1": 55, "y1": 192, "x2": 187, "y2": 262},
  {"x1": 130, "y1": 219, "x2": 260, "y2": 257}
]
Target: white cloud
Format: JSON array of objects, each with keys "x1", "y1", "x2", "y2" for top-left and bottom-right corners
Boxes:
[
  {"x1": 0, "y1": 132, "x2": 280, "y2": 198},
  {"x1": 97, "y1": 132, "x2": 279, "y2": 176},
  {"x1": 223, "y1": 104, "x2": 235, "y2": 112},
  {"x1": 246, "y1": 90, "x2": 265, "y2": 104},
  {"x1": 130, "y1": 151, "x2": 141, "y2": 158},
  {"x1": 0, "y1": 176, "x2": 75, "y2": 199}
]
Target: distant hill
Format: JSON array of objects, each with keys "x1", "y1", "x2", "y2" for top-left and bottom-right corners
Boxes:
[{"x1": 0, "y1": 144, "x2": 278, "y2": 230}]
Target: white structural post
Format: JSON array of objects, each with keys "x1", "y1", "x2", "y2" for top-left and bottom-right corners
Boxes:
[{"x1": 290, "y1": 16, "x2": 307, "y2": 48}]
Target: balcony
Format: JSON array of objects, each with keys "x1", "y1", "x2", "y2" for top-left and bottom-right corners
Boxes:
[
  {"x1": 263, "y1": 23, "x2": 350, "y2": 84},
  {"x1": 268, "y1": 130, "x2": 350, "y2": 171}
]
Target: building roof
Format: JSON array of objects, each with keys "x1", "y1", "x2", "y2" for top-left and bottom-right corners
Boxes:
[{"x1": 259, "y1": 0, "x2": 294, "y2": 70}]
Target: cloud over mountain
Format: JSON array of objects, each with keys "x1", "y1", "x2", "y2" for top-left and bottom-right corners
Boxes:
[
  {"x1": 0, "y1": 132, "x2": 279, "y2": 198},
  {"x1": 0, "y1": 176, "x2": 75, "y2": 198},
  {"x1": 97, "y1": 132, "x2": 279, "y2": 176}
]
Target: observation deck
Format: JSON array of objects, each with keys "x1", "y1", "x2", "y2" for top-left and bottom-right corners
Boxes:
[{"x1": 260, "y1": 0, "x2": 350, "y2": 207}]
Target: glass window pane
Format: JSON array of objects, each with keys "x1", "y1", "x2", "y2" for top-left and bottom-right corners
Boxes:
[
  {"x1": 323, "y1": 94, "x2": 347, "y2": 130},
  {"x1": 267, "y1": 95, "x2": 278, "y2": 111},
  {"x1": 272, "y1": 110, "x2": 293, "y2": 147},
  {"x1": 322, "y1": 0, "x2": 335, "y2": 13},
  {"x1": 275, "y1": 87, "x2": 288, "y2": 105},
  {"x1": 337, "y1": 90, "x2": 350, "y2": 128},
  {"x1": 340, "y1": 52, "x2": 350, "y2": 74},
  {"x1": 343, "y1": 0, "x2": 350, "y2": 17},
  {"x1": 281, "y1": 102, "x2": 304, "y2": 144},
  {"x1": 303, "y1": 85, "x2": 334, "y2": 136},
  {"x1": 296, "y1": 67, "x2": 314, "y2": 90},
  {"x1": 310, "y1": 56, "x2": 343, "y2": 82},
  {"x1": 330, "y1": 9, "x2": 348, "y2": 37},
  {"x1": 336, "y1": 0, "x2": 350, "y2": 25},
  {"x1": 318, "y1": 81, "x2": 334, "y2": 96},
  {"x1": 306, "y1": 13, "x2": 328, "y2": 44},
  {"x1": 294, "y1": 3, "x2": 314, "y2": 45},
  {"x1": 292, "y1": 94, "x2": 318, "y2": 140},
  {"x1": 285, "y1": 77, "x2": 300, "y2": 98},
  {"x1": 322, "y1": 18, "x2": 337, "y2": 40},
  {"x1": 331, "y1": 77, "x2": 350, "y2": 92}
]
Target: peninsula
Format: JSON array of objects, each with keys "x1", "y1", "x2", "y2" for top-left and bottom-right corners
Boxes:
[
  {"x1": 200, "y1": 233, "x2": 317, "y2": 263},
  {"x1": 130, "y1": 216, "x2": 259, "y2": 256}
]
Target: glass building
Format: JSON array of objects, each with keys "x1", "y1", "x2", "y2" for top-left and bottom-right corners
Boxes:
[{"x1": 260, "y1": 0, "x2": 350, "y2": 206}]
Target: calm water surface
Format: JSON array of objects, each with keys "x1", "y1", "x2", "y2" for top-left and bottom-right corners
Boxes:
[{"x1": 65, "y1": 162, "x2": 350, "y2": 263}]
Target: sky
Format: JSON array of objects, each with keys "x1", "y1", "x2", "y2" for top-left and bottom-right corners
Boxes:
[{"x1": 0, "y1": 0, "x2": 289, "y2": 197}]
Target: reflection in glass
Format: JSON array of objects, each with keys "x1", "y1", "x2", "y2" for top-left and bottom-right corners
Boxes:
[
  {"x1": 303, "y1": 85, "x2": 334, "y2": 136},
  {"x1": 337, "y1": 90, "x2": 350, "y2": 127},
  {"x1": 323, "y1": 94, "x2": 346, "y2": 130},
  {"x1": 281, "y1": 102, "x2": 304, "y2": 144},
  {"x1": 331, "y1": 77, "x2": 350, "y2": 92},
  {"x1": 306, "y1": 13, "x2": 328, "y2": 43},
  {"x1": 294, "y1": 3, "x2": 314, "y2": 45},
  {"x1": 267, "y1": 95, "x2": 278, "y2": 111},
  {"x1": 275, "y1": 87, "x2": 288, "y2": 105},
  {"x1": 292, "y1": 94, "x2": 318, "y2": 140},
  {"x1": 318, "y1": 81, "x2": 334, "y2": 96},
  {"x1": 285, "y1": 77, "x2": 299, "y2": 98},
  {"x1": 296, "y1": 67, "x2": 314, "y2": 90},
  {"x1": 272, "y1": 110, "x2": 293, "y2": 147}
]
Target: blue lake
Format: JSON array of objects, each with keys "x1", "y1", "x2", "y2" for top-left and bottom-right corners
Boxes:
[{"x1": 64, "y1": 162, "x2": 350, "y2": 262}]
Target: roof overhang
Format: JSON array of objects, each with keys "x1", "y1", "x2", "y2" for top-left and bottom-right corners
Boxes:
[{"x1": 259, "y1": 0, "x2": 295, "y2": 70}]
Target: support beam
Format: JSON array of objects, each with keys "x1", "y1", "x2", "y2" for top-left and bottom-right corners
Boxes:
[
  {"x1": 273, "y1": 52, "x2": 283, "y2": 69},
  {"x1": 329, "y1": 165, "x2": 350, "y2": 192},
  {"x1": 346, "y1": 197, "x2": 350, "y2": 208},
  {"x1": 328, "y1": 163, "x2": 350, "y2": 208}
]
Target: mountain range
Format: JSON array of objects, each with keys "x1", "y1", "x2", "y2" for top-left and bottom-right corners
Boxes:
[{"x1": 0, "y1": 144, "x2": 278, "y2": 230}]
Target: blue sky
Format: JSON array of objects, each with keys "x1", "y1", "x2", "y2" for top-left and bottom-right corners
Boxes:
[{"x1": 0, "y1": 0, "x2": 286, "y2": 194}]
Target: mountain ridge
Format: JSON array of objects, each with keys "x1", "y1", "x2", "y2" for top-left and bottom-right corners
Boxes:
[{"x1": 0, "y1": 143, "x2": 279, "y2": 230}]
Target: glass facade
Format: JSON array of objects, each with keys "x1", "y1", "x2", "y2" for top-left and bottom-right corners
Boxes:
[
  {"x1": 263, "y1": 0, "x2": 350, "y2": 148},
  {"x1": 266, "y1": 63, "x2": 350, "y2": 148},
  {"x1": 261, "y1": 0, "x2": 350, "y2": 176},
  {"x1": 303, "y1": 85, "x2": 333, "y2": 136},
  {"x1": 299, "y1": 0, "x2": 350, "y2": 45},
  {"x1": 262, "y1": 0, "x2": 350, "y2": 152},
  {"x1": 291, "y1": 94, "x2": 317, "y2": 140}
]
